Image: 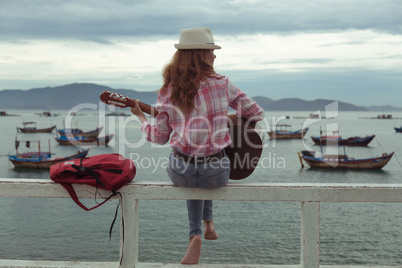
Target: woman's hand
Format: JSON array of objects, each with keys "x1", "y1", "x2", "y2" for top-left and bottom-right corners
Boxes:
[{"x1": 131, "y1": 99, "x2": 147, "y2": 123}]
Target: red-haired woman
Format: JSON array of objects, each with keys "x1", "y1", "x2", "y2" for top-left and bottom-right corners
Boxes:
[{"x1": 131, "y1": 27, "x2": 264, "y2": 264}]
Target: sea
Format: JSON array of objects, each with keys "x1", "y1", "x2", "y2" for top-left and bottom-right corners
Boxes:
[{"x1": 1, "y1": 107, "x2": 402, "y2": 265}]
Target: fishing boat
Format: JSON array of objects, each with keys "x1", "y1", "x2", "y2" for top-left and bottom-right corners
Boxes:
[
  {"x1": 377, "y1": 114, "x2": 392, "y2": 119},
  {"x1": 17, "y1": 122, "x2": 56, "y2": 133},
  {"x1": 395, "y1": 127, "x2": 402, "y2": 133},
  {"x1": 58, "y1": 126, "x2": 103, "y2": 138},
  {"x1": 35, "y1": 111, "x2": 59, "y2": 117},
  {"x1": 311, "y1": 134, "x2": 375, "y2": 146},
  {"x1": 267, "y1": 125, "x2": 309, "y2": 139},
  {"x1": 0, "y1": 111, "x2": 19, "y2": 116},
  {"x1": 299, "y1": 150, "x2": 394, "y2": 170},
  {"x1": 55, "y1": 134, "x2": 114, "y2": 146},
  {"x1": 7, "y1": 140, "x2": 89, "y2": 169}
]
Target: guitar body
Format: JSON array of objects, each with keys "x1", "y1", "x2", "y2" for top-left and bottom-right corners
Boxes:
[
  {"x1": 100, "y1": 91, "x2": 263, "y2": 180},
  {"x1": 226, "y1": 115, "x2": 263, "y2": 180}
]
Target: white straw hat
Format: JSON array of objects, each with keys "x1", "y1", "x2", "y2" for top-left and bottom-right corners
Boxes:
[{"x1": 174, "y1": 27, "x2": 221, "y2": 50}]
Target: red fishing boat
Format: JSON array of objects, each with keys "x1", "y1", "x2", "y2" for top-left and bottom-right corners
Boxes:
[
  {"x1": 311, "y1": 134, "x2": 375, "y2": 146},
  {"x1": 299, "y1": 150, "x2": 393, "y2": 170},
  {"x1": 17, "y1": 122, "x2": 56, "y2": 133}
]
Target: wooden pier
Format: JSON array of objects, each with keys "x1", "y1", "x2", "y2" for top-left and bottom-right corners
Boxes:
[{"x1": 1, "y1": 178, "x2": 402, "y2": 268}]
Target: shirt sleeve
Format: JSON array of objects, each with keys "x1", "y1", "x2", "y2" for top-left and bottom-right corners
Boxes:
[
  {"x1": 227, "y1": 80, "x2": 265, "y2": 121},
  {"x1": 140, "y1": 97, "x2": 173, "y2": 145}
]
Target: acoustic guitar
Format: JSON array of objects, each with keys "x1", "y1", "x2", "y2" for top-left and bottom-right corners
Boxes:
[{"x1": 100, "y1": 91, "x2": 263, "y2": 180}]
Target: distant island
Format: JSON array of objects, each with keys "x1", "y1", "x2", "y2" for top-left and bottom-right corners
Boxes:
[{"x1": 1, "y1": 83, "x2": 401, "y2": 111}]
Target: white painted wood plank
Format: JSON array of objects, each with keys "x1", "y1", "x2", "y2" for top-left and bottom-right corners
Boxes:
[
  {"x1": 137, "y1": 264, "x2": 299, "y2": 268},
  {"x1": 2, "y1": 179, "x2": 402, "y2": 203},
  {"x1": 2, "y1": 179, "x2": 402, "y2": 268},
  {"x1": 0, "y1": 260, "x2": 400, "y2": 268},
  {"x1": 0, "y1": 259, "x2": 117, "y2": 267},
  {"x1": 119, "y1": 195, "x2": 139, "y2": 267},
  {"x1": 300, "y1": 202, "x2": 320, "y2": 268}
]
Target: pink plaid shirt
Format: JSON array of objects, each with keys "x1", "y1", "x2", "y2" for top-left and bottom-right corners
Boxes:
[{"x1": 141, "y1": 75, "x2": 264, "y2": 156}]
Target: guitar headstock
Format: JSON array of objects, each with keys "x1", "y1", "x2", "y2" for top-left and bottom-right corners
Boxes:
[{"x1": 99, "y1": 91, "x2": 135, "y2": 108}]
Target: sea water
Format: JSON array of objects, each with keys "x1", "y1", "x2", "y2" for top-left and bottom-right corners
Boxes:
[{"x1": 0, "y1": 108, "x2": 402, "y2": 265}]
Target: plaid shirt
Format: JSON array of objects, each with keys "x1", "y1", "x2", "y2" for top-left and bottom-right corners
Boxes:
[{"x1": 141, "y1": 75, "x2": 264, "y2": 156}]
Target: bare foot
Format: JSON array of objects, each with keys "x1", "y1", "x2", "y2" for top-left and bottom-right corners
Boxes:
[
  {"x1": 180, "y1": 235, "x2": 202, "y2": 264},
  {"x1": 204, "y1": 220, "x2": 218, "y2": 240}
]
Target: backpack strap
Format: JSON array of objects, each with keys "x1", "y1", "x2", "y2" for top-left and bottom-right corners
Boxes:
[
  {"x1": 61, "y1": 183, "x2": 124, "y2": 264},
  {"x1": 60, "y1": 182, "x2": 114, "y2": 211}
]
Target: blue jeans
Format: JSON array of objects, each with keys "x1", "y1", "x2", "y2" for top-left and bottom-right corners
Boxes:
[{"x1": 167, "y1": 152, "x2": 230, "y2": 238}]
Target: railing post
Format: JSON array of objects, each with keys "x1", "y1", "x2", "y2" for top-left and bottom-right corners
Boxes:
[
  {"x1": 120, "y1": 194, "x2": 139, "y2": 268},
  {"x1": 300, "y1": 201, "x2": 320, "y2": 268}
]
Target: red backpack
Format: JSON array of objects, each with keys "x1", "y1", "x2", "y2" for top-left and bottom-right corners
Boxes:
[
  {"x1": 50, "y1": 153, "x2": 136, "y2": 211},
  {"x1": 50, "y1": 153, "x2": 136, "y2": 264}
]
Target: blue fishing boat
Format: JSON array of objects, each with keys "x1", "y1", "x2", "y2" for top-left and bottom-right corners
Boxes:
[
  {"x1": 268, "y1": 125, "x2": 309, "y2": 139},
  {"x1": 58, "y1": 126, "x2": 103, "y2": 138},
  {"x1": 8, "y1": 139, "x2": 89, "y2": 168},
  {"x1": 55, "y1": 134, "x2": 114, "y2": 146}
]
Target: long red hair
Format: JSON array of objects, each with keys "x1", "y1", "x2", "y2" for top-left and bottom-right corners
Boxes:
[{"x1": 160, "y1": 49, "x2": 222, "y2": 114}]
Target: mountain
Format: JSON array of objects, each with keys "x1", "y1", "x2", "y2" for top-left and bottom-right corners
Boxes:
[
  {"x1": 252, "y1": 96, "x2": 369, "y2": 111},
  {"x1": 366, "y1": 105, "x2": 402, "y2": 112},
  {"x1": 1, "y1": 83, "x2": 401, "y2": 111},
  {"x1": 0, "y1": 83, "x2": 158, "y2": 110}
]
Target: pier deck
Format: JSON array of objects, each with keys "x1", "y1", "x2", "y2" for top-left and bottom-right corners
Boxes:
[{"x1": 1, "y1": 178, "x2": 402, "y2": 268}]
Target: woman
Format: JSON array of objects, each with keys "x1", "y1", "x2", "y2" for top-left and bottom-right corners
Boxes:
[{"x1": 131, "y1": 27, "x2": 264, "y2": 264}]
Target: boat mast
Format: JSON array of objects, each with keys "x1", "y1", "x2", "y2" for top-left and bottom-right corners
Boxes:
[
  {"x1": 15, "y1": 137, "x2": 18, "y2": 155},
  {"x1": 319, "y1": 126, "x2": 323, "y2": 155}
]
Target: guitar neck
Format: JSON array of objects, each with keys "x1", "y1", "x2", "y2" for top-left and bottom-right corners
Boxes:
[
  {"x1": 138, "y1": 102, "x2": 159, "y2": 117},
  {"x1": 100, "y1": 91, "x2": 159, "y2": 117},
  {"x1": 125, "y1": 98, "x2": 159, "y2": 117}
]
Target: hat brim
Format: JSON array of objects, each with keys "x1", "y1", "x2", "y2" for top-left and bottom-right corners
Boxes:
[{"x1": 175, "y1": 44, "x2": 221, "y2": 49}]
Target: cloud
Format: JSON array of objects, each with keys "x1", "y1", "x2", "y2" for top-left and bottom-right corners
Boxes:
[
  {"x1": 1, "y1": 0, "x2": 401, "y2": 41},
  {"x1": 1, "y1": 0, "x2": 401, "y2": 107},
  {"x1": 217, "y1": 30, "x2": 402, "y2": 72},
  {"x1": 225, "y1": 68, "x2": 402, "y2": 107},
  {"x1": 3, "y1": 30, "x2": 400, "y2": 77}
]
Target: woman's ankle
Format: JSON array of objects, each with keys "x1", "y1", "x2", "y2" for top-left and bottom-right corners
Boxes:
[
  {"x1": 180, "y1": 235, "x2": 202, "y2": 264},
  {"x1": 204, "y1": 220, "x2": 218, "y2": 240}
]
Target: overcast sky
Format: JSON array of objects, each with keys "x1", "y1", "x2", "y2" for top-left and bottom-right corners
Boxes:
[{"x1": 1, "y1": 0, "x2": 401, "y2": 107}]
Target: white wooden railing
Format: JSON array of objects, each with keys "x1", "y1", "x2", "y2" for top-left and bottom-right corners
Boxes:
[{"x1": 1, "y1": 178, "x2": 402, "y2": 268}]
